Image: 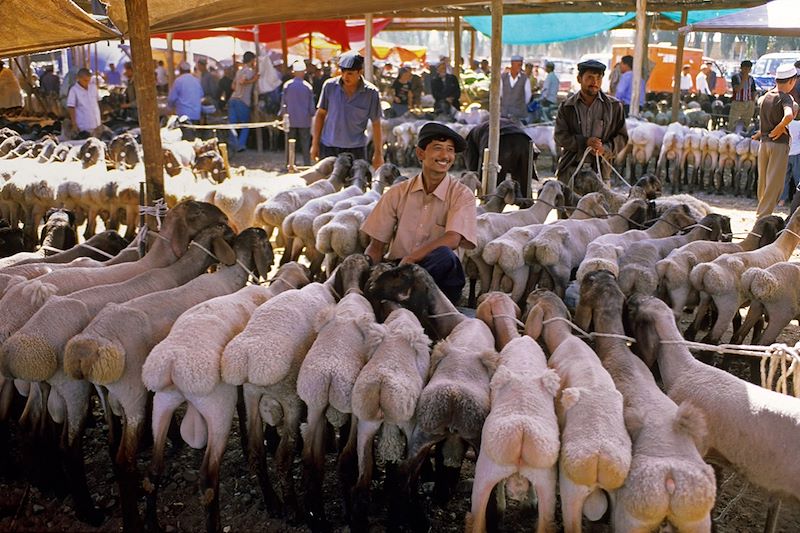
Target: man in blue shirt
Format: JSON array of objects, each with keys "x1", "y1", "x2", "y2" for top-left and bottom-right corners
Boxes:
[
  {"x1": 539, "y1": 61, "x2": 560, "y2": 120},
  {"x1": 167, "y1": 61, "x2": 203, "y2": 140},
  {"x1": 615, "y1": 55, "x2": 645, "y2": 117},
  {"x1": 311, "y1": 52, "x2": 383, "y2": 168},
  {"x1": 281, "y1": 61, "x2": 316, "y2": 165},
  {"x1": 103, "y1": 63, "x2": 121, "y2": 86}
]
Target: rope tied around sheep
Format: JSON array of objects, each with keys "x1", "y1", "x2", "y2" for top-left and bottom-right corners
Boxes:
[
  {"x1": 776, "y1": 227, "x2": 800, "y2": 241},
  {"x1": 268, "y1": 276, "x2": 297, "y2": 290},
  {"x1": 39, "y1": 245, "x2": 63, "y2": 255},
  {"x1": 77, "y1": 243, "x2": 115, "y2": 260},
  {"x1": 138, "y1": 198, "x2": 168, "y2": 230},
  {"x1": 659, "y1": 339, "x2": 800, "y2": 396},
  {"x1": 491, "y1": 313, "x2": 526, "y2": 329},
  {"x1": 188, "y1": 240, "x2": 219, "y2": 262},
  {"x1": 541, "y1": 316, "x2": 637, "y2": 344},
  {"x1": 236, "y1": 260, "x2": 261, "y2": 286}
]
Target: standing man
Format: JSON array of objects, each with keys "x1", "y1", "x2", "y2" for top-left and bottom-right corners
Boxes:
[
  {"x1": 554, "y1": 59, "x2": 628, "y2": 184},
  {"x1": 66, "y1": 68, "x2": 102, "y2": 139},
  {"x1": 705, "y1": 62, "x2": 717, "y2": 94},
  {"x1": 729, "y1": 60, "x2": 757, "y2": 134},
  {"x1": 695, "y1": 63, "x2": 712, "y2": 108},
  {"x1": 197, "y1": 58, "x2": 217, "y2": 104},
  {"x1": 103, "y1": 63, "x2": 121, "y2": 86},
  {"x1": 391, "y1": 67, "x2": 414, "y2": 116},
  {"x1": 281, "y1": 61, "x2": 316, "y2": 166},
  {"x1": 615, "y1": 55, "x2": 645, "y2": 117},
  {"x1": 167, "y1": 61, "x2": 203, "y2": 140},
  {"x1": 39, "y1": 65, "x2": 60, "y2": 115},
  {"x1": 0, "y1": 60, "x2": 23, "y2": 110},
  {"x1": 311, "y1": 51, "x2": 383, "y2": 168},
  {"x1": 679, "y1": 64, "x2": 693, "y2": 98},
  {"x1": 754, "y1": 64, "x2": 798, "y2": 219},
  {"x1": 155, "y1": 60, "x2": 168, "y2": 95},
  {"x1": 228, "y1": 51, "x2": 259, "y2": 153},
  {"x1": 500, "y1": 54, "x2": 532, "y2": 123},
  {"x1": 431, "y1": 61, "x2": 461, "y2": 117},
  {"x1": 539, "y1": 61, "x2": 560, "y2": 120},
  {"x1": 119, "y1": 62, "x2": 137, "y2": 121},
  {"x1": 361, "y1": 122, "x2": 476, "y2": 304}
]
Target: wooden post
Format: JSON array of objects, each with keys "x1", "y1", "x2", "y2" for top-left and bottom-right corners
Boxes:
[
  {"x1": 280, "y1": 23, "x2": 289, "y2": 68},
  {"x1": 253, "y1": 25, "x2": 263, "y2": 153},
  {"x1": 364, "y1": 15, "x2": 373, "y2": 83},
  {"x1": 454, "y1": 16, "x2": 462, "y2": 75},
  {"x1": 487, "y1": 0, "x2": 503, "y2": 193},
  {"x1": 125, "y1": 0, "x2": 164, "y2": 210},
  {"x1": 166, "y1": 33, "x2": 175, "y2": 88},
  {"x1": 308, "y1": 33, "x2": 313, "y2": 61},
  {"x1": 671, "y1": 10, "x2": 688, "y2": 123},
  {"x1": 629, "y1": 0, "x2": 647, "y2": 117},
  {"x1": 469, "y1": 28, "x2": 476, "y2": 67},
  {"x1": 182, "y1": 39, "x2": 187, "y2": 62}
]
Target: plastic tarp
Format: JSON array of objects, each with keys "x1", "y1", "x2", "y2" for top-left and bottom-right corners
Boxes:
[
  {"x1": 154, "y1": 20, "x2": 355, "y2": 49},
  {"x1": 359, "y1": 39, "x2": 427, "y2": 62},
  {"x1": 679, "y1": 0, "x2": 800, "y2": 37},
  {"x1": 1, "y1": 0, "x2": 120, "y2": 56},
  {"x1": 661, "y1": 10, "x2": 742, "y2": 25},
  {"x1": 465, "y1": 13, "x2": 635, "y2": 45}
]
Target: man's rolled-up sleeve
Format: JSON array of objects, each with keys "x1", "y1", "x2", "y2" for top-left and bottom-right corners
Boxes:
[
  {"x1": 361, "y1": 187, "x2": 399, "y2": 243},
  {"x1": 446, "y1": 187, "x2": 478, "y2": 249}
]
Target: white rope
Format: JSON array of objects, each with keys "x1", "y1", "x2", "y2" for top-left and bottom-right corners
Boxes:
[
  {"x1": 236, "y1": 259, "x2": 261, "y2": 285},
  {"x1": 777, "y1": 228, "x2": 800, "y2": 240},
  {"x1": 189, "y1": 240, "x2": 219, "y2": 262},
  {"x1": 39, "y1": 245, "x2": 63, "y2": 254},
  {"x1": 541, "y1": 316, "x2": 636, "y2": 343},
  {"x1": 269, "y1": 276, "x2": 297, "y2": 290},
  {"x1": 597, "y1": 152, "x2": 633, "y2": 189},
  {"x1": 566, "y1": 147, "x2": 594, "y2": 190},
  {"x1": 138, "y1": 198, "x2": 168, "y2": 230},
  {"x1": 492, "y1": 313, "x2": 526, "y2": 329},
  {"x1": 748, "y1": 231, "x2": 762, "y2": 238},
  {"x1": 428, "y1": 311, "x2": 464, "y2": 319},
  {"x1": 77, "y1": 242, "x2": 114, "y2": 259},
  {"x1": 344, "y1": 287, "x2": 363, "y2": 296},
  {"x1": 685, "y1": 223, "x2": 713, "y2": 232}
]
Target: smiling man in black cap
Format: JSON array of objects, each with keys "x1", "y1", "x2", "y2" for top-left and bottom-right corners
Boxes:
[
  {"x1": 554, "y1": 58, "x2": 627, "y2": 184},
  {"x1": 362, "y1": 122, "x2": 477, "y2": 304},
  {"x1": 311, "y1": 51, "x2": 383, "y2": 168}
]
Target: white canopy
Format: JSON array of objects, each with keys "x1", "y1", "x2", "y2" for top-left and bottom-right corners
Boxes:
[{"x1": 680, "y1": 0, "x2": 800, "y2": 36}]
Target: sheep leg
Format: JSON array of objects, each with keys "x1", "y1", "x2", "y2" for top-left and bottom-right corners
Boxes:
[
  {"x1": 58, "y1": 407, "x2": 105, "y2": 526},
  {"x1": 351, "y1": 419, "x2": 382, "y2": 533},
  {"x1": 274, "y1": 400, "x2": 303, "y2": 523},
  {"x1": 467, "y1": 454, "x2": 514, "y2": 533},
  {"x1": 756, "y1": 307, "x2": 794, "y2": 347},
  {"x1": 473, "y1": 256, "x2": 493, "y2": 304},
  {"x1": 244, "y1": 389, "x2": 283, "y2": 517},
  {"x1": 306, "y1": 247, "x2": 326, "y2": 279},
  {"x1": 389, "y1": 430, "x2": 439, "y2": 530},
  {"x1": 144, "y1": 391, "x2": 184, "y2": 532},
  {"x1": 337, "y1": 415, "x2": 359, "y2": 521},
  {"x1": 667, "y1": 286, "x2": 693, "y2": 324},
  {"x1": 197, "y1": 388, "x2": 237, "y2": 533},
  {"x1": 731, "y1": 301, "x2": 764, "y2": 345},
  {"x1": 301, "y1": 405, "x2": 329, "y2": 528},
  {"x1": 684, "y1": 293, "x2": 712, "y2": 342},
  {"x1": 559, "y1": 472, "x2": 593, "y2": 533},
  {"x1": 489, "y1": 265, "x2": 504, "y2": 292},
  {"x1": 523, "y1": 466, "x2": 558, "y2": 533},
  {"x1": 114, "y1": 415, "x2": 145, "y2": 532},
  {"x1": 509, "y1": 267, "x2": 532, "y2": 303},
  {"x1": 433, "y1": 435, "x2": 465, "y2": 505},
  {"x1": 702, "y1": 294, "x2": 740, "y2": 345}
]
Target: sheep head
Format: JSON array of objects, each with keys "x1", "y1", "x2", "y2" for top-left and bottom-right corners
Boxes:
[
  {"x1": 77, "y1": 137, "x2": 105, "y2": 169},
  {"x1": 475, "y1": 292, "x2": 519, "y2": 349},
  {"x1": 658, "y1": 204, "x2": 697, "y2": 233},
  {"x1": 40, "y1": 208, "x2": 77, "y2": 252},
  {"x1": 523, "y1": 289, "x2": 569, "y2": 340},
  {"x1": 753, "y1": 215, "x2": 785, "y2": 248},
  {"x1": 625, "y1": 293, "x2": 673, "y2": 369},
  {"x1": 374, "y1": 162, "x2": 402, "y2": 190},
  {"x1": 160, "y1": 200, "x2": 229, "y2": 259},
  {"x1": 631, "y1": 174, "x2": 662, "y2": 200},
  {"x1": 693, "y1": 213, "x2": 731, "y2": 242},
  {"x1": 331, "y1": 254, "x2": 372, "y2": 297},
  {"x1": 458, "y1": 171, "x2": 482, "y2": 196},
  {"x1": 328, "y1": 152, "x2": 354, "y2": 190},
  {"x1": 232, "y1": 227, "x2": 274, "y2": 281},
  {"x1": 269, "y1": 261, "x2": 311, "y2": 291},
  {"x1": 193, "y1": 151, "x2": 226, "y2": 183},
  {"x1": 348, "y1": 159, "x2": 372, "y2": 191},
  {"x1": 571, "y1": 165, "x2": 603, "y2": 196},
  {"x1": 575, "y1": 270, "x2": 624, "y2": 333},
  {"x1": 163, "y1": 148, "x2": 182, "y2": 177}
]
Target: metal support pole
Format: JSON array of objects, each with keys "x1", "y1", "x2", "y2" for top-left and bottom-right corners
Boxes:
[
  {"x1": 166, "y1": 32, "x2": 175, "y2": 88},
  {"x1": 364, "y1": 15, "x2": 374, "y2": 83},
  {"x1": 280, "y1": 23, "x2": 289, "y2": 67},
  {"x1": 487, "y1": 0, "x2": 503, "y2": 193},
  {"x1": 629, "y1": 0, "x2": 647, "y2": 117},
  {"x1": 671, "y1": 10, "x2": 688, "y2": 123}
]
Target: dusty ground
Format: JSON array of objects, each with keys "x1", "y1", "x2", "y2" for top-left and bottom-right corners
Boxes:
[{"x1": 1, "y1": 155, "x2": 799, "y2": 532}]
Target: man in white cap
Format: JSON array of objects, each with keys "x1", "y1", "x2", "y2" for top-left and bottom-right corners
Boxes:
[
  {"x1": 66, "y1": 68, "x2": 101, "y2": 138},
  {"x1": 501, "y1": 54, "x2": 531, "y2": 123},
  {"x1": 228, "y1": 51, "x2": 259, "y2": 152},
  {"x1": 280, "y1": 60, "x2": 316, "y2": 165},
  {"x1": 754, "y1": 62, "x2": 798, "y2": 218},
  {"x1": 167, "y1": 61, "x2": 203, "y2": 140}
]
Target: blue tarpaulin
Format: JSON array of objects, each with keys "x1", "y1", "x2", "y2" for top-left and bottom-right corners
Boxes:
[
  {"x1": 661, "y1": 10, "x2": 743, "y2": 25},
  {"x1": 465, "y1": 13, "x2": 636, "y2": 45}
]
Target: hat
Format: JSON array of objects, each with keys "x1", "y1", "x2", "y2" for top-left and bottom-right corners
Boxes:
[
  {"x1": 682, "y1": 64, "x2": 691, "y2": 69},
  {"x1": 197, "y1": 57, "x2": 207, "y2": 64},
  {"x1": 741, "y1": 60, "x2": 753, "y2": 68},
  {"x1": 417, "y1": 122, "x2": 466, "y2": 153},
  {"x1": 776, "y1": 63, "x2": 797, "y2": 81},
  {"x1": 577, "y1": 59, "x2": 606, "y2": 75},
  {"x1": 178, "y1": 61, "x2": 191, "y2": 71},
  {"x1": 338, "y1": 51, "x2": 364, "y2": 70},
  {"x1": 292, "y1": 61, "x2": 306, "y2": 73},
  {"x1": 510, "y1": 54, "x2": 524, "y2": 63}
]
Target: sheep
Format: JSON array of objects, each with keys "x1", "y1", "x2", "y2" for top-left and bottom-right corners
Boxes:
[
  {"x1": 656, "y1": 215, "x2": 784, "y2": 322},
  {"x1": 627, "y1": 122, "x2": 666, "y2": 178},
  {"x1": 713, "y1": 132, "x2": 742, "y2": 194},
  {"x1": 220, "y1": 270, "x2": 341, "y2": 519},
  {"x1": 736, "y1": 262, "x2": 800, "y2": 346},
  {"x1": 295, "y1": 255, "x2": 374, "y2": 527},
  {"x1": 0, "y1": 228, "x2": 125, "y2": 270},
  {"x1": 688, "y1": 208, "x2": 800, "y2": 346},
  {"x1": 576, "y1": 271, "x2": 716, "y2": 533},
  {"x1": 697, "y1": 131, "x2": 722, "y2": 191},
  {"x1": 63, "y1": 227, "x2": 270, "y2": 531},
  {"x1": 652, "y1": 194, "x2": 713, "y2": 222},
  {"x1": 140, "y1": 261, "x2": 310, "y2": 532},
  {"x1": 0, "y1": 208, "x2": 76, "y2": 267},
  {"x1": 0, "y1": 200, "x2": 229, "y2": 345},
  {"x1": 462, "y1": 179, "x2": 564, "y2": 307},
  {"x1": 576, "y1": 204, "x2": 696, "y2": 283},
  {"x1": 314, "y1": 203, "x2": 376, "y2": 273},
  {"x1": 680, "y1": 128, "x2": 704, "y2": 192},
  {"x1": 570, "y1": 167, "x2": 660, "y2": 215},
  {"x1": 656, "y1": 124, "x2": 685, "y2": 192},
  {"x1": 476, "y1": 175, "x2": 520, "y2": 215},
  {"x1": 347, "y1": 307, "x2": 431, "y2": 531},
  {"x1": 735, "y1": 136, "x2": 759, "y2": 197},
  {"x1": 627, "y1": 293, "x2": 800, "y2": 529},
  {"x1": 616, "y1": 213, "x2": 731, "y2": 297},
  {"x1": 468, "y1": 292, "x2": 561, "y2": 533},
  {"x1": 524, "y1": 290, "x2": 631, "y2": 533},
  {"x1": 457, "y1": 170, "x2": 482, "y2": 196},
  {"x1": 482, "y1": 192, "x2": 609, "y2": 303},
  {"x1": 522, "y1": 199, "x2": 649, "y2": 296}
]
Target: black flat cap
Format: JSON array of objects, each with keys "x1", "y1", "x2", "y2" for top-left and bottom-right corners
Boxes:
[
  {"x1": 338, "y1": 51, "x2": 364, "y2": 70},
  {"x1": 417, "y1": 122, "x2": 466, "y2": 152},
  {"x1": 577, "y1": 59, "x2": 607, "y2": 75}
]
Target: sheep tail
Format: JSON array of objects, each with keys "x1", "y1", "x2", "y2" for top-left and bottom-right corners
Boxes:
[
  {"x1": 742, "y1": 267, "x2": 779, "y2": 301},
  {"x1": 20, "y1": 279, "x2": 58, "y2": 307},
  {"x1": 578, "y1": 258, "x2": 619, "y2": 281},
  {"x1": 331, "y1": 224, "x2": 359, "y2": 257},
  {"x1": 63, "y1": 335, "x2": 126, "y2": 385},
  {"x1": 481, "y1": 240, "x2": 502, "y2": 266},
  {"x1": 688, "y1": 262, "x2": 713, "y2": 292},
  {"x1": 528, "y1": 229, "x2": 566, "y2": 267},
  {"x1": 315, "y1": 224, "x2": 334, "y2": 254},
  {"x1": 141, "y1": 346, "x2": 174, "y2": 392},
  {"x1": 281, "y1": 212, "x2": 297, "y2": 239},
  {"x1": 2, "y1": 334, "x2": 59, "y2": 382}
]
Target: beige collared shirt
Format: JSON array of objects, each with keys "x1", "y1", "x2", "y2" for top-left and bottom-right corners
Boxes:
[{"x1": 361, "y1": 173, "x2": 477, "y2": 260}]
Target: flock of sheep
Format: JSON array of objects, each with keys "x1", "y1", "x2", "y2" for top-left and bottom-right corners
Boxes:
[{"x1": 0, "y1": 122, "x2": 798, "y2": 533}]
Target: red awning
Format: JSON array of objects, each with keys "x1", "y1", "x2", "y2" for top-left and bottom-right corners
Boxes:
[{"x1": 155, "y1": 20, "x2": 354, "y2": 49}]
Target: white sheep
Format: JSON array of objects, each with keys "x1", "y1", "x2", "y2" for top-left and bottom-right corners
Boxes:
[
  {"x1": 656, "y1": 124, "x2": 685, "y2": 192},
  {"x1": 735, "y1": 261, "x2": 800, "y2": 345}
]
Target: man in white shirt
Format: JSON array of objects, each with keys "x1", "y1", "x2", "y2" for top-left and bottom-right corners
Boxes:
[
  {"x1": 500, "y1": 54, "x2": 532, "y2": 123},
  {"x1": 66, "y1": 68, "x2": 101, "y2": 138},
  {"x1": 782, "y1": 118, "x2": 800, "y2": 209},
  {"x1": 695, "y1": 64, "x2": 712, "y2": 108},
  {"x1": 680, "y1": 64, "x2": 693, "y2": 98},
  {"x1": 155, "y1": 60, "x2": 168, "y2": 95}
]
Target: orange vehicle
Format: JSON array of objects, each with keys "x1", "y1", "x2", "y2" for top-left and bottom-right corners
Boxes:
[{"x1": 611, "y1": 44, "x2": 728, "y2": 96}]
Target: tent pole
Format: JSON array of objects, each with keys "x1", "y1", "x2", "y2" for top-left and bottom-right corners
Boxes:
[
  {"x1": 454, "y1": 16, "x2": 462, "y2": 75},
  {"x1": 182, "y1": 39, "x2": 187, "y2": 62},
  {"x1": 629, "y1": 0, "x2": 647, "y2": 117},
  {"x1": 253, "y1": 25, "x2": 263, "y2": 154},
  {"x1": 280, "y1": 23, "x2": 289, "y2": 67},
  {"x1": 487, "y1": 0, "x2": 503, "y2": 194},
  {"x1": 166, "y1": 33, "x2": 175, "y2": 88},
  {"x1": 671, "y1": 10, "x2": 688, "y2": 123},
  {"x1": 308, "y1": 32, "x2": 313, "y2": 60},
  {"x1": 469, "y1": 28, "x2": 476, "y2": 67},
  {"x1": 124, "y1": 0, "x2": 164, "y2": 215},
  {"x1": 364, "y1": 15, "x2": 373, "y2": 83}
]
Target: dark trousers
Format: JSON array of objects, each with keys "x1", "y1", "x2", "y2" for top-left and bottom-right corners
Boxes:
[
  {"x1": 418, "y1": 246, "x2": 465, "y2": 305},
  {"x1": 289, "y1": 127, "x2": 312, "y2": 166},
  {"x1": 320, "y1": 144, "x2": 367, "y2": 161}
]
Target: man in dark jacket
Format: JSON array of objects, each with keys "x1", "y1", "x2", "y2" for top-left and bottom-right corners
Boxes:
[
  {"x1": 431, "y1": 61, "x2": 461, "y2": 116},
  {"x1": 554, "y1": 59, "x2": 627, "y2": 184}
]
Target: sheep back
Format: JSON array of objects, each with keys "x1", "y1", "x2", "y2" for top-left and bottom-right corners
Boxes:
[
  {"x1": 527, "y1": 226, "x2": 569, "y2": 267},
  {"x1": 689, "y1": 261, "x2": 731, "y2": 294},
  {"x1": 742, "y1": 265, "x2": 783, "y2": 302}
]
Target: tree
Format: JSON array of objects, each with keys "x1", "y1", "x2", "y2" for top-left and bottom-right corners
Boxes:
[{"x1": 720, "y1": 33, "x2": 736, "y2": 59}]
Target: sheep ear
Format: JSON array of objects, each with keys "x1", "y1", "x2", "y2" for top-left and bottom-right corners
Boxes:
[
  {"x1": 314, "y1": 304, "x2": 337, "y2": 333},
  {"x1": 253, "y1": 241, "x2": 274, "y2": 281},
  {"x1": 574, "y1": 302, "x2": 592, "y2": 333},
  {"x1": 363, "y1": 322, "x2": 387, "y2": 360},
  {"x1": 480, "y1": 350, "x2": 501, "y2": 377},
  {"x1": 429, "y1": 339, "x2": 450, "y2": 375},
  {"x1": 524, "y1": 305, "x2": 545, "y2": 340},
  {"x1": 211, "y1": 233, "x2": 237, "y2": 266},
  {"x1": 631, "y1": 311, "x2": 660, "y2": 369},
  {"x1": 540, "y1": 369, "x2": 561, "y2": 397},
  {"x1": 674, "y1": 401, "x2": 709, "y2": 454},
  {"x1": 560, "y1": 387, "x2": 581, "y2": 411}
]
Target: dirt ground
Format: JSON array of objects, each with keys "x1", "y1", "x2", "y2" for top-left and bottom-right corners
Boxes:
[{"x1": 1, "y1": 154, "x2": 799, "y2": 532}]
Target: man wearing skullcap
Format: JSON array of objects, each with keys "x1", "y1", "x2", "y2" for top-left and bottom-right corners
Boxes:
[{"x1": 501, "y1": 54, "x2": 531, "y2": 123}]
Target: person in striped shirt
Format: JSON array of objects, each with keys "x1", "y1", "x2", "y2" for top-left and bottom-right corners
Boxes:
[{"x1": 729, "y1": 60, "x2": 757, "y2": 134}]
